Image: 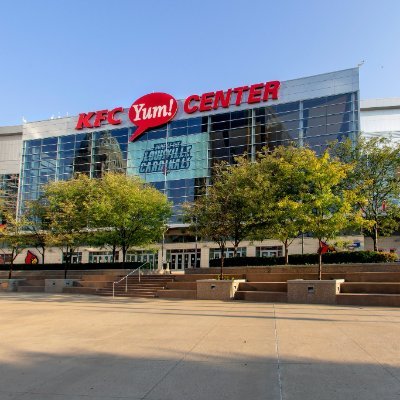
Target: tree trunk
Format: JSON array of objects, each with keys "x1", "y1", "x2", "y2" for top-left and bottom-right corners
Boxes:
[
  {"x1": 373, "y1": 224, "x2": 379, "y2": 252},
  {"x1": 9, "y1": 251, "x2": 14, "y2": 279},
  {"x1": 122, "y1": 245, "x2": 127, "y2": 267},
  {"x1": 318, "y1": 239, "x2": 323, "y2": 280},
  {"x1": 112, "y1": 244, "x2": 117, "y2": 263},
  {"x1": 220, "y1": 244, "x2": 225, "y2": 279},
  {"x1": 42, "y1": 247, "x2": 46, "y2": 264},
  {"x1": 65, "y1": 248, "x2": 72, "y2": 280},
  {"x1": 284, "y1": 240, "x2": 289, "y2": 265}
]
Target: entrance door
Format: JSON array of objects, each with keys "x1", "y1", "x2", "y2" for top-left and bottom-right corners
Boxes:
[{"x1": 170, "y1": 253, "x2": 184, "y2": 270}]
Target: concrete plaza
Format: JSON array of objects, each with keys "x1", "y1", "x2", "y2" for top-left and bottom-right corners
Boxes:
[{"x1": 0, "y1": 294, "x2": 399, "y2": 400}]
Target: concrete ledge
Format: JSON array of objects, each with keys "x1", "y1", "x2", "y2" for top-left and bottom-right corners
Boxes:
[
  {"x1": 238, "y1": 282, "x2": 287, "y2": 292},
  {"x1": 235, "y1": 291, "x2": 287, "y2": 302},
  {"x1": 63, "y1": 287, "x2": 98, "y2": 295},
  {"x1": 157, "y1": 289, "x2": 196, "y2": 299},
  {"x1": 337, "y1": 293, "x2": 400, "y2": 307},
  {"x1": 0, "y1": 279, "x2": 26, "y2": 292},
  {"x1": 287, "y1": 279, "x2": 344, "y2": 304},
  {"x1": 45, "y1": 279, "x2": 75, "y2": 293},
  {"x1": 197, "y1": 279, "x2": 245, "y2": 300},
  {"x1": 165, "y1": 282, "x2": 197, "y2": 290}
]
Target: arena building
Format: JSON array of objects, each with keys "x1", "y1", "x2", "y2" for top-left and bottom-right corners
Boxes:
[{"x1": 0, "y1": 67, "x2": 378, "y2": 268}]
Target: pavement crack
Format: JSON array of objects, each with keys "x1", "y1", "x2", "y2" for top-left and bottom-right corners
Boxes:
[{"x1": 273, "y1": 304, "x2": 284, "y2": 400}]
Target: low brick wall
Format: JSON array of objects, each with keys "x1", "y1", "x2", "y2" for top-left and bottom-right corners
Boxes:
[
  {"x1": 185, "y1": 263, "x2": 400, "y2": 276},
  {"x1": 287, "y1": 279, "x2": 344, "y2": 304},
  {"x1": 196, "y1": 279, "x2": 245, "y2": 300}
]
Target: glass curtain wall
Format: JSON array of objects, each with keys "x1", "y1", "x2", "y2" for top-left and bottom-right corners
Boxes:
[
  {"x1": 0, "y1": 173, "x2": 19, "y2": 221},
  {"x1": 19, "y1": 92, "x2": 358, "y2": 222}
]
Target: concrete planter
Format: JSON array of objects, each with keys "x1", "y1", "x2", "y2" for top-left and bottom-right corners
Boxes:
[
  {"x1": 0, "y1": 279, "x2": 26, "y2": 292},
  {"x1": 287, "y1": 279, "x2": 344, "y2": 305},
  {"x1": 196, "y1": 279, "x2": 245, "y2": 300},
  {"x1": 45, "y1": 279, "x2": 75, "y2": 293}
]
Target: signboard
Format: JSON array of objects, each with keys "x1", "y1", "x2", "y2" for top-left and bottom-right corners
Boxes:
[
  {"x1": 75, "y1": 81, "x2": 280, "y2": 140},
  {"x1": 127, "y1": 133, "x2": 208, "y2": 182}
]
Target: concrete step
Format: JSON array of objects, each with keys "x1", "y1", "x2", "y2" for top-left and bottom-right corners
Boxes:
[
  {"x1": 238, "y1": 282, "x2": 287, "y2": 292},
  {"x1": 18, "y1": 279, "x2": 45, "y2": 287},
  {"x1": 63, "y1": 287, "x2": 98, "y2": 295},
  {"x1": 235, "y1": 291, "x2": 288, "y2": 303},
  {"x1": 104, "y1": 283, "x2": 167, "y2": 288},
  {"x1": 157, "y1": 289, "x2": 197, "y2": 299},
  {"x1": 165, "y1": 282, "x2": 197, "y2": 290},
  {"x1": 341, "y1": 282, "x2": 400, "y2": 294},
  {"x1": 174, "y1": 274, "x2": 245, "y2": 282},
  {"x1": 97, "y1": 292, "x2": 156, "y2": 298},
  {"x1": 246, "y1": 272, "x2": 400, "y2": 283},
  {"x1": 97, "y1": 289, "x2": 158, "y2": 294},
  {"x1": 17, "y1": 286, "x2": 44, "y2": 293},
  {"x1": 336, "y1": 293, "x2": 400, "y2": 307}
]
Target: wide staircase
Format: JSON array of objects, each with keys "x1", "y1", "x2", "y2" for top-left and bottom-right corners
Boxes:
[
  {"x1": 95, "y1": 275, "x2": 175, "y2": 298},
  {"x1": 337, "y1": 273, "x2": 400, "y2": 306},
  {"x1": 233, "y1": 271, "x2": 400, "y2": 306},
  {"x1": 157, "y1": 270, "x2": 400, "y2": 306},
  {"x1": 5, "y1": 267, "x2": 400, "y2": 306}
]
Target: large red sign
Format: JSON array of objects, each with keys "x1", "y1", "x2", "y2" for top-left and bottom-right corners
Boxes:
[
  {"x1": 128, "y1": 93, "x2": 178, "y2": 142},
  {"x1": 75, "y1": 80, "x2": 280, "y2": 141},
  {"x1": 184, "y1": 81, "x2": 280, "y2": 114}
]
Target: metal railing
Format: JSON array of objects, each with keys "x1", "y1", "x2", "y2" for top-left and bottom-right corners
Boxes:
[{"x1": 112, "y1": 262, "x2": 148, "y2": 298}]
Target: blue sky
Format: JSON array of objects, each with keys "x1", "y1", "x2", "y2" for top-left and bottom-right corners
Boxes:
[{"x1": 0, "y1": 0, "x2": 399, "y2": 125}]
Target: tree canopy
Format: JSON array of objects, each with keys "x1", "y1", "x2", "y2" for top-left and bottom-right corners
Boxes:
[
  {"x1": 89, "y1": 173, "x2": 172, "y2": 262},
  {"x1": 332, "y1": 137, "x2": 400, "y2": 251}
]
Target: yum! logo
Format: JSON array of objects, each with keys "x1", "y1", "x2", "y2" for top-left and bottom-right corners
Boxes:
[
  {"x1": 75, "y1": 81, "x2": 280, "y2": 142},
  {"x1": 128, "y1": 93, "x2": 178, "y2": 141}
]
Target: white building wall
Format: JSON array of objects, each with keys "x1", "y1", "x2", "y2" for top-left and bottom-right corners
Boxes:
[
  {"x1": 360, "y1": 98, "x2": 400, "y2": 140},
  {"x1": 0, "y1": 126, "x2": 22, "y2": 174}
]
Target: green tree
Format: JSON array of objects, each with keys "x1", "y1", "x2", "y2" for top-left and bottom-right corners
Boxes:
[
  {"x1": 301, "y1": 150, "x2": 364, "y2": 279},
  {"x1": 184, "y1": 189, "x2": 231, "y2": 277},
  {"x1": 25, "y1": 199, "x2": 52, "y2": 264},
  {"x1": 332, "y1": 137, "x2": 400, "y2": 251},
  {"x1": 42, "y1": 174, "x2": 94, "y2": 278},
  {"x1": 86, "y1": 230, "x2": 121, "y2": 263},
  {"x1": 90, "y1": 173, "x2": 171, "y2": 263},
  {"x1": 0, "y1": 210, "x2": 29, "y2": 279},
  {"x1": 184, "y1": 160, "x2": 256, "y2": 276},
  {"x1": 250, "y1": 146, "x2": 310, "y2": 264}
]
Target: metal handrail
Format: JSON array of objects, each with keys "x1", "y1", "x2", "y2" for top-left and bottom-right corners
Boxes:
[{"x1": 112, "y1": 262, "x2": 148, "y2": 298}]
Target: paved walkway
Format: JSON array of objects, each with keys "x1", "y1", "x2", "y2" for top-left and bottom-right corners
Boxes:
[{"x1": 0, "y1": 293, "x2": 399, "y2": 400}]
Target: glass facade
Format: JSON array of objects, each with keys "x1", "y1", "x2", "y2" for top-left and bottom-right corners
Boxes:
[
  {"x1": 255, "y1": 246, "x2": 283, "y2": 257},
  {"x1": 19, "y1": 92, "x2": 359, "y2": 223},
  {"x1": 20, "y1": 129, "x2": 128, "y2": 213},
  {"x1": 210, "y1": 247, "x2": 247, "y2": 259},
  {"x1": 126, "y1": 250, "x2": 158, "y2": 267},
  {"x1": 0, "y1": 173, "x2": 19, "y2": 221},
  {"x1": 166, "y1": 249, "x2": 201, "y2": 269},
  {"x1": 88, "y1": 251, "x2": 119, "y2": 263}
]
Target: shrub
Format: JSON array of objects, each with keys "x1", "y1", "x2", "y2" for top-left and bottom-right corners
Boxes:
[
  {"x1": 0, "y1": 262, "x2": 143, "y2": 272},
  {"x1": 208, "y1": 251, "x2": 398, "y2": 267}
]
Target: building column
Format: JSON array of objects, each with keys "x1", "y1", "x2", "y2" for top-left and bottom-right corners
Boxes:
[
  {"x1": 200, "y1": 247, "x2": 210, "y2": 269},
  {"x1": 247, "y1": 245, "x2": 256, "y2": 257}
]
